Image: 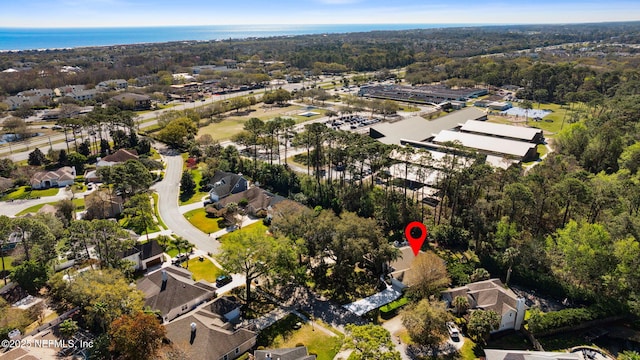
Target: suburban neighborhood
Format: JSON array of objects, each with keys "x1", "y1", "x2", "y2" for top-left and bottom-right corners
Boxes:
[{"x1": 0, "y1": 21, "x2": 639, "y2": 360}]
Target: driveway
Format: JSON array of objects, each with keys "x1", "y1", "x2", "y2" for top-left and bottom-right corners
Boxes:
[
  {"x1": 382, "y1": 315, "x2": 465, "y2": 360},
  {"x1": 382, "y1": 315, "x2": 412, "y2": 360},
  {"x1": 277, "y1": 286, "x2": 366, "y2": 333},
  {"x1": 152, "y1": 151, "x2": 219, "y2": 254}
]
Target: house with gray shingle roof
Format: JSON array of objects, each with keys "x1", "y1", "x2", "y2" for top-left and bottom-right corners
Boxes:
[
  {"x1": 164, "y1": 296, "x2": 256, "y2": 360},
  {"x1": 442, "y1": 278, "x2": 526, "y2": 332},
  {"x1": 137, "y1": 266, "x2": 216, "y2": 323},
  {"x1": 208, "y1": 171, "x2": 248, "y2": 202},
  {"x1": 254, "y1": 347, "x2": 317, "y2": 360}
]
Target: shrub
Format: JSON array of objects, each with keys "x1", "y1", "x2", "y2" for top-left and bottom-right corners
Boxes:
[
  {"x1": 527, "y1": 306, "x2": 607, "y2": 334},
  {"x1": 379, "y1": 297, "x2": 409, "y2": 319}
]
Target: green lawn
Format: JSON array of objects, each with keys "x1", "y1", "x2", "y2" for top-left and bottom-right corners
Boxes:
[
  {"x1": 257, "y1": 314, "x2": 343, "y2": 360},
  {"x1": 72, "y1": 197, "x2": 85, "y2": 211},
  {"x1": 0, "y1": 255, "x2": 16, "y2": 272},
  {"x1": 166, "y1": 248, "x2": 179, "y2": 257},
  {"x1": 185, "y1": 257, "x2": 224, "y2": 283},
  {"x1": 3, "y1": 186, "x2": 59, "y2": 200},
  {"x1": 219, "y1": 221, "x2": 269, "y2": 240},
  {"x1": 459, "y1": 337, "x2": 479, "y2": 360},
  {"x1": 152, "y1": 192, "x2": 167, "y2": 230},
  {"x1": 15, "y1": 203, "x2": 48, "y2": 216},
  {"x1": 198, "y1": 104, "x2": 306, "y2": 141},
  {"x1": 487, "y1": 102, "x2": 581, "y2": 138},
  {"x1": 179, "y1": 168, "x2": 210, "y2": 205},
  {"x1": 183, "y1": 208, "x2": 222, "y2": 234}
]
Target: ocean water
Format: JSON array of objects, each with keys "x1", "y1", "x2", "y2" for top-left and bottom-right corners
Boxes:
[{"x1": 0, "y1": 24, "x2": 469, "y2": 51}]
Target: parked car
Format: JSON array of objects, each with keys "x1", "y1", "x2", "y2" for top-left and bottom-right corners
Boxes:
[
  {"x1": 172, "y1": 253, "x2": 189, "y2": 265},
  {"x1": 447, "y1": 322, "x2": 460, "y2": 342},
  {"x1": 216, "y1": 274, "x2": 232, "y2": 287}
]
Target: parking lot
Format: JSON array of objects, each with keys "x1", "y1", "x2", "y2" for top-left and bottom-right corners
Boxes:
[{"x1": 325, "y1": 114, "x2": 382, "y2": 131}]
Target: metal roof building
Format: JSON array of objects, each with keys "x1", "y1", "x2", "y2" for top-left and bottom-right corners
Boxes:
[
  {"x1": 433, "y1": 130, "x2": 538, "y2": 161},
  {"x1": 369, "y1": 108, "x2": 488, "y2": 145},
  {"x1": 460, "y1": 120, "x2": 544, "y2": 144}
]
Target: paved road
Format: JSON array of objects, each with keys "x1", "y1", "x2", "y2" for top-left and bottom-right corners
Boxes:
[
  {"x1": 152, "y1": 150, "x2": 219, "y2": 254},
  {"x1": 0, "y1": 188, "x2": 72, "y2": 217}
]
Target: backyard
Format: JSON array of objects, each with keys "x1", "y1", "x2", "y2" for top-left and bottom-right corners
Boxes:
[{"x1": 257, "y1": 314, "x2": 344, "y2": 360}]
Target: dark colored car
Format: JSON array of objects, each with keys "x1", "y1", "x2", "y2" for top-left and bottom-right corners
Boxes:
[{"x1": 216, "y1": 275, "x2": 232, "y2": 287}]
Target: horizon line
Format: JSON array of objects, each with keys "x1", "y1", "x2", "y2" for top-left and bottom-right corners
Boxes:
[{"x1": 2, "y1": 20, "x2": 639, "y2": 30}]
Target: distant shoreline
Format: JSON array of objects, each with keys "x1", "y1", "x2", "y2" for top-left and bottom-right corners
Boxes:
[{"x1": 0, "y1": 23, "x2": 471, "y2": 52}]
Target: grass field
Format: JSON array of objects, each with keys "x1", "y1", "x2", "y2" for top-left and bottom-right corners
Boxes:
[
  {"x1": 257, "y1": 314, "x2": 343, "y2": 360},
  {"x1": 185, "y1": 257, "x2": 224, "y2": 283},
  {"x1": 198, "y1": 104, "x2": 318, "y2": 141},
  {"x1": 3, "y1": 186, "x2": 59, "y2": 200},
  {"x1": 488, "y1": 102, "x2": 580, "y2": 138},
  {"x1": 183, "y1": 208, "x2": 222, "y2": 234}
]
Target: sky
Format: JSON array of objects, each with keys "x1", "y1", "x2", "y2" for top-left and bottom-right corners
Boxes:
[{"x1": 1, "y1": 0, "x2": 639, "y2": 28}]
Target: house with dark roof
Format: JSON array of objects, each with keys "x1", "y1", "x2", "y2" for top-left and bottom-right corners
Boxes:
[
  {"x1": 214, "y1": 187, "x2": 286, "y2": 217},
  {"x1": 442, "y1": 279, "x2": 526, "y2": 332},
  {"x1": 208, "y1": 171, "x2": 248, "y2": 202},
  {"x1": 120, "y1": 239, "x2": 165, "y2": 271},
  {"x1": 96, "y1": 148, "x2": 139, "y2": 167},
  {"x1": 164, "y1": 296, "x2": 256, "y2": 360},
  {"x1": 484, "y1": 349, "x2": 584, "y2": 360},
  {"x1": 30, "y1": 166, "x2": 76, "y2": 189},
  {"x1": 137, "y1": 266, "x2": 216, "y2": 322},
  {"x1": 111, "y1": 92, "x2": 152, "y2": 110},
  {"x1": 83, "y1": 189, "x2": 124, "y2": 219},
  {"x1": 253, "y1": 347, "x2": 317, "y2": 360}
]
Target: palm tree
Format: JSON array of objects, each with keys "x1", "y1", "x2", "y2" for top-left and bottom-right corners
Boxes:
[
  {"x1": 453, "y1": 295, "x2": 470, "y2": 317},
  {"x1": 469, "y1": 268, "x2": 490, "y2": 282},
  {"x1": 280, "y1": 118, "x2": 295, "y2": 165},
  {"x1": 168, "y1": 236, "x2": 194, "y2": 268},
  {"x1": 243, "y1": 118, "x2": 265, "y2": 175},
  {"x1": 503, "y1": 247, "x2": 520, "y2": 285},
  {"x1": 521, "y1": 100, "x2": 533, "y2": 125}
]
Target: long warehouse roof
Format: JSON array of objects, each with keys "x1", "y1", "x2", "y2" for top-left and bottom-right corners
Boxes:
[{"x1": 432, "y1": 130, "x2": 536, "y2": 158}]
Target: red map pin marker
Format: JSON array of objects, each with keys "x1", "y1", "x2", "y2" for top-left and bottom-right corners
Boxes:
[{"x1": 405, "y1": 221, "x2": 428, "y2": 256}]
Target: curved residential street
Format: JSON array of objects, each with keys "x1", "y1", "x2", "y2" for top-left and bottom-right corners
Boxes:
[
  {"x1": 0, "y1": 188, "x2": 73, "y2": 217},
  {"x1": 152, "y1": 150, "x2": 219, "y2": 254}
]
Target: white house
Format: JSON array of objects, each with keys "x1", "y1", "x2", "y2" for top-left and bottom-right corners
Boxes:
[
  {"x1": 442, "y1": 278, "x2": 527, "y2": 332},
  {"x1": 30, "y1": 166, "x2": 76, "y2": 189}
]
